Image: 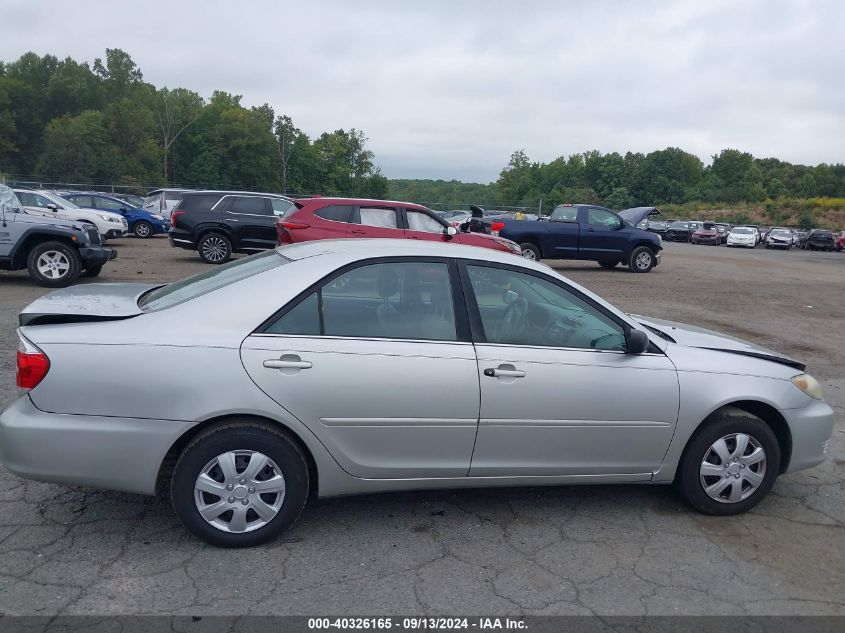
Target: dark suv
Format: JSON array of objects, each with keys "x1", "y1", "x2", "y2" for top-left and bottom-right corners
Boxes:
[{"x1": 169, "y1": 191, "x2": 295, "y2": 263}]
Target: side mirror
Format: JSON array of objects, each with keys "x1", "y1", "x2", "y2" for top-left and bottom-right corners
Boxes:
[
  {"x1": 445, "y1": 226, "x2": 457, "y2": 238},
  {"x1": 626, "y1": 329, "x2": 649, "y2": 354},
  {"x1": 47, "y1": 203, "x2": 59, "y2": 211}
]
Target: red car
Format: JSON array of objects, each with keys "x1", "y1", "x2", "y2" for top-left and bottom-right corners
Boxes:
[
  {"x1": 691, "y1": 222, "x2": 720, "y2": 245},
  {"x1": 835, "y1": 232, "x2": 845, "y2": 252},
  {"x1": 276, "y1": 197, "x2": 522, "y2": 255}
]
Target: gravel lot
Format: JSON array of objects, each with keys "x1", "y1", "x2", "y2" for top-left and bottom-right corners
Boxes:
[{"x1": 0, "y1": 237, "x2": 843, "y2": 616}]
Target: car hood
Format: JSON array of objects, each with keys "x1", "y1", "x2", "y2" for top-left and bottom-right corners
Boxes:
[
  {"x1": 619, "y1": 207, "x2": 659, "y2": 225},
  {"x1": 16, "y1": 210, "x2": 87, "y2": 231},
  {"x1": 19, "y1": 283, "x2": 158, "y2": 326},
  {"x1": 631, "y1": 315, "x2": 805, "y2": 371},
  {"x1": 694, "y1": 230, "x2": 718, "y2": 236}
]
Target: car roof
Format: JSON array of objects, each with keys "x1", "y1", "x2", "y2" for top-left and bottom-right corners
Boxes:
[
  {"x1": 276, "y1": 238, "x2": 522, "y2": 266},
  {"x1": 185, "y1": 190, "x2": 292, "y2": 199},
  {"x1": 297, "y1": 197, "x2": 430, "y2": 210}
]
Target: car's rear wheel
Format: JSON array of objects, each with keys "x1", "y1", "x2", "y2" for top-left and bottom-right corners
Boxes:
[
  {"x1": 628, "y1": 246, "x2": 655, "y2": 273},
  {"x1": 198, "y1": 232, "x2": 232, "y2": 264},
  {"x1": 598, "y1": 260, "x2": 619, "y2": 269},
  {"x1": 133, "y1": 221, "x2": 153, "y2": 239},
  {"x1": 678, "y1": 412, "x2": 780, "y2": 515},
  {"x1": 26, "y1": 241, "x2": 82, "y2": 287},
  {"x1": 171, "y1": 421, "x2": 309, "y2": 547},
  {"x1": 519, "y1": 243, "x2": 541, "y2": 261}
]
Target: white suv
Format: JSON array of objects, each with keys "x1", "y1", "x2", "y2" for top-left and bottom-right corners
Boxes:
[
  {"x1": 143, "y1": 188, "x2": 192, "y2": 220},
  {"x1": 13, "y1": 189, "x2": 128, "y2": 240}
]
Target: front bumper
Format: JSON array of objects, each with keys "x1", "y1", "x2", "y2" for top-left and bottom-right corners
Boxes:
[
  {"x1": 783, "y1": 398, "x2": 835, "y2": 473},
  {"x1": 78, "y1": 246, "x2": 117, "y2": 265},
  {"x1": 0, "y1": 396, "x2": 195, "y2": 495},
  {"x1": 104, "y1": 228, "x2": 127, "y2": 240}
]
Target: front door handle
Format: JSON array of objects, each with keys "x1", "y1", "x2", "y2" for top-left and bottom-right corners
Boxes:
[
  {"x1": 483, "y1": 365, "x2": 526, "y2": 379},
  {"x1": 263, "y1": 354, "x2": 312, "y2": 374}
]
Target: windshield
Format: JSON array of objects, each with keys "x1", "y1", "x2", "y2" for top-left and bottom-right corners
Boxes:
[
  {"x1": 771, "y1": 229, "x2": 791, "y2": 237},
  {"x1": 42, "y1": 191, "x2": 79, "y2": 209},
  {"x1": 670, "y1": 221, "x2": 689, "y2": 228},
  {"x1": 732, "y1": 227, "x2": 753, "y2": 234},
  {"x1": 139, "y1": 250, "x2": 289, "y2": 311},
  {"x1": 0, "y1": 185, "x2": 23, "y2": 212}
]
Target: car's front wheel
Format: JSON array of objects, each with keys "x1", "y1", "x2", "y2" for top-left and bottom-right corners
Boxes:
[
  {"x1": 171, "y1": 421, "x2": 310, "y2": 547},
  {"x1": 27, "y1": 241, "x2": 83, "y2": 287},
  {"x1": 628, "y1": 246, "x2": 656, "y2": 273},
  {"x1": 678, "y1": 412, "x2": 780, "y2": 515},
  {"x1": 198, "y1": 232, "x2": 232, "y2": 264},
  {"x1": 133, "y1": 220, "x2": 153, "y2": 239}
]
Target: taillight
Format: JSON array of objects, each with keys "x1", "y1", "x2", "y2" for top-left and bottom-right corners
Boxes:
[
  {"x1": 16, "y1": 334, "x2": 49, "y2": 391},
  {"x1": 171, "y1": 210, "x2": 185, "y2": 227},
  {"x1": 491, "y1": 221, "x2": 505, "y2": 235},
  {"x1": 276, "y1": 221, "x2": 310, "y2": 245}
]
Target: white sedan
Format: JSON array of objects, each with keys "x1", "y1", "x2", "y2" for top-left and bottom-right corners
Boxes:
[{"x1": 726, "y1": 226, "x2": 758, "y2": 248}]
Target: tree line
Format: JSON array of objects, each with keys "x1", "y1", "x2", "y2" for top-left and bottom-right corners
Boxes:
[
  {"x1": 2, "y1": 49, "x2": 843, "y2": 214},
  {"x1": 0, "y1": 49, "x2": 387, "y2": 197},
  {"x1": 493, "y1": 148, "x2": 845, "y2": 211}
]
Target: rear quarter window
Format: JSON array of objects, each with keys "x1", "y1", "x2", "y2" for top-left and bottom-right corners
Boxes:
[
  {"x1": 177, "y1": 194, "x2": 224, "y2": 212},
  {"x1": 314, "y1": 205, "x2": 355, "y2": 222}
]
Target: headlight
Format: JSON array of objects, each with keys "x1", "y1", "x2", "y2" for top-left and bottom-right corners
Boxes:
[
  {"x1": 99, "y1": 214, "x2": 120, "y2": 223},
  {"x1": 792, "y1": 373, "x2": 823, "y2": 400},
  {"x1": 152, "y1": 214, "x2": 164, "y2": 220}
]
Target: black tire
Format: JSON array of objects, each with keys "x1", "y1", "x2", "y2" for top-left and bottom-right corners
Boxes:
[
  {"x1": 677, "y1": 412, "x2": 780, "y2": 515},
  {"x1": 519, "y1": 242, "x2": 541, "y2": 261},
  {"x1": 82, "y1": 264, "x2": 103, "y2": 278},
  {"x1": 598, "y1": 260, "x2": 619, "y2": 269},
  {"x1": 198, "y1": 232, "x2": 232, "y2": 264},
  {"x1": 628, "y1": 245, "x2": 656, "y2": 273},
  {"x1": 133, "y1": 220, "x2": 154, "y2": 239},
  {"x1": 26, "y1": 241, "x2": 83, "y2": 288},
  {"x1": 171, "y1": 420, "x2": 310, "y2": 547}
]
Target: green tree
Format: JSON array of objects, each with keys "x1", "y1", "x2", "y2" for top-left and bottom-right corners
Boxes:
[
  {"x1": 35, "y1": 110, "x2": 113, "y2": 181},
  {"x1": 152, "y1": 87, "x2": 203, "y2": 183}
]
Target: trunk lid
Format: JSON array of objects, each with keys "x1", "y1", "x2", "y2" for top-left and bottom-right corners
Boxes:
[{"x1": 19, "y1": 283, "x2": 159, "y2": 326}]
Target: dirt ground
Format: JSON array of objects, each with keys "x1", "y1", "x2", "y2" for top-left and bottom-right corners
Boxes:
[{"x1": 0, "y1": 237, "x2": 843, "y2": 615}]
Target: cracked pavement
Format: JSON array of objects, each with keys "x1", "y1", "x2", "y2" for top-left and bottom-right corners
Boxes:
[{"x1": 0, "y1": 239, "x2": 843, "y2": 615}]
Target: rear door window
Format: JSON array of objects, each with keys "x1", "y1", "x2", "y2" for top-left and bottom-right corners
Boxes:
[
  {"x1": 229, "y1": 196, "x2": 269, "y2": 215},
  {"x1": 359, "y1": 207, "x2": 398, "y2": 228}
]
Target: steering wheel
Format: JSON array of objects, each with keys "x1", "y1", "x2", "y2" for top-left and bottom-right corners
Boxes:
[{"x1": 495, "y1": 297, "x2": 529, "y2": 342}]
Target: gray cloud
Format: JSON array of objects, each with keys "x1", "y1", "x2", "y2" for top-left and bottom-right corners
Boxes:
[{"x1": 1, "y1": 0, "x2": 843, "y2": 182}]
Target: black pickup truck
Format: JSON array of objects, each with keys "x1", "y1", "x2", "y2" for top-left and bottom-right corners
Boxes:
[{"x1": 498, "y1": 204, "x2": 663, "y2": 272}]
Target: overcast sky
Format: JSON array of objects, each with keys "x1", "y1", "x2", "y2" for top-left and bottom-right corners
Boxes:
[{"x1": 2, "y1": 0, "x2": 843, "y2": 182}]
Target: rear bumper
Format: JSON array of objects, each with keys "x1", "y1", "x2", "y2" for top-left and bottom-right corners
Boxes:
[
  {"x1": 168, "y1": 231, "x2": 195, "y2": 250},
  {"x1": 0, "y1": 396, "x2": 195, "y2": 495},
  {"x1": 783, "y1": 399, "x2": 835, "y2": 473}
]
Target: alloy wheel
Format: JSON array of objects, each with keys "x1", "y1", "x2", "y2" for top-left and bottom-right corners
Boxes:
[
  {"x1": 521, "y1": 248, "x2": 537, "y2": 260},
  {"x1": 36, "y1": 250, "x2": 70, "y2": 280},
  {"x1": 135, "y1": 222, "x2": 151, "y2": 237},
  {"x1": 699, "y1": 433, "x2": 766, "y2": 503},
  {"x1": 193, "y1": 450, "x2": 286, "y2": 533},
  {"x1": 201, "y1": 236, "x2": 228, "y2": 262}
]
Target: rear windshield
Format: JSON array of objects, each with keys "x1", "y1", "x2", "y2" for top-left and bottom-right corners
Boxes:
[
  {"x1": 177, "y1": 194, "x2": 224, "y2": 212},
  {"x1": 139, "y1": 250, "x2": 288, "y2": 311},
  {"x1": 165, "y1": 190, "x2": 185, "y2": 200},
  {"x1": 813, "y1": 230, "x2": 833, "y2": 237}
]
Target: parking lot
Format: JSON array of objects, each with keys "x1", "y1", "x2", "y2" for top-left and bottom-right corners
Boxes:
[{"x1": 0, "y1": 238, "x2": 843, "y2": 616}]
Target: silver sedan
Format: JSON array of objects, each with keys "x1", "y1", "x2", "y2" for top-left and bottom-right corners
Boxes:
[{"x1": 0, "y1": 240, "x2": 834, "y2": 547}]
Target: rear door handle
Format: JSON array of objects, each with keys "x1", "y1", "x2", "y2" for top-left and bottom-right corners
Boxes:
[
  {"x1": 264, "y1": 359, "x2": 312, "y2": 369},
  {"x1": 483, "y1": 365, "x2": 526, "y2": 378},
  {"x1": 350, "y1": 229, "x2": 366, "y2": 235},
  {"x1": 263, "y1": 354, "x2": 312, "y2": 373}
]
